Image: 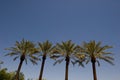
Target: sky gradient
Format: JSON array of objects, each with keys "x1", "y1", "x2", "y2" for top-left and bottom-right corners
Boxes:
[{"x1": 0, "y1": 0, "x2": 120, "y2": 80}]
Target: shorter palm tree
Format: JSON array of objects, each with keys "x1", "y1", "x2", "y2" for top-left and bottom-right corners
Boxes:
[
  {"x1": 81, "y1": 40, "x2": 114, "y2": 80},
  {"x1": 38, "y1": 40, "x2": 54, "y2": 80},
  {"x1": 51, "y1": 40, "x2": 84, "y2": 80},
  {"x1": 5, "y1": 39, "x2": 40, "y2": 80}
]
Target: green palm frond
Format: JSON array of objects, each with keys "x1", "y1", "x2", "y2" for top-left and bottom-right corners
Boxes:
[
  {"x1": 104, "y1": 56, "x2": 114, "y2": 60},
  {"x1": 5, "y1": 39, "x2": 39, "y2": 65},
  {"x1": 50, "y1": 55, "x2": 62, "y2": 60},
  {"x1": 72, "y1": 52, "x2": 86, "y2": 67},
  {"x1": 13, "y1": 56, "x2": 19, "y2": 61},
  {"x1": 97, "y1": 45, "x2": 112, "y2": 53},
  {"x1": 75, "y1": 53, "x2": 85, "y2": 60},
  {"x1": 71, "y1": 60, "x2": 84, "y2": 67},
  {"x1": 99, "y1": 56, "x2": 114, "y2": 65},
  {"x1": 82, "y1": 40, "x2": 114, "y2": 66},
  {"x1": 96, "y1": 60, "x2": 100, "y2": 66},
  {"x1": 29, "y1": 58, "x2": 38, "y2": 65},
  {"x1": 53, "y1": 58, "x2": 64, "y2": 66},
  {"x1": 52, "y1": 40, "x2": 85, "y2": 67},
  {"x1": 38, "y1": 40, "x2": 53, "y2": 56},
  {"x1": 5, "y1": 52, "x2": 20, "y2": 56},
  {"x1": 29, "y1": 55, "x2": 40, "y2": 61},
  {"x1": 55, "y1": 40, "x2": 76, "y2": 56}
]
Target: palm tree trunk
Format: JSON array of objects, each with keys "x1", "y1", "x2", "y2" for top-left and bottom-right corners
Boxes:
[
  {"x1": 16, "y1": 59, "x2": 24, "y2": 80},
  {"x1": 65, "y1": 57, "x2": 69, "y2": 80},
  {"x1": 92, "y1": 61, "x2": 97, "y2": 80},
  {"x1": 39, "y1": 56, "x2": 46, "y2": 80},
  {"x1": 16, "y1": 55, "x2": 25, "y2": 80}
]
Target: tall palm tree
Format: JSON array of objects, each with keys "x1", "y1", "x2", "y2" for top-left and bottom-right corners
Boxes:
[
  {"x1": 81, "y1": 40, "x2": 114, "y2": 80},
  {"x1": 51, "y1": 40, "x2": 83, "y2": 80},
  {"x1": 5, "y1": 39, "x2": 39, "y2": 80},
  {"x1": 38, "y1": 40, "x2": 54, "y2": 80}
]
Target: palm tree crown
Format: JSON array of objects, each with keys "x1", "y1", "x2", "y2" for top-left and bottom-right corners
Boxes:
[
  {"x1": 38, "y1": 40, "x2": 53, "y2": 57},
  {"x1": 5, "y1": 39, "x2": 39, "y2": 65},
  {"x1": 82, "y1": 40, "x2": 114, "y2": 65}
]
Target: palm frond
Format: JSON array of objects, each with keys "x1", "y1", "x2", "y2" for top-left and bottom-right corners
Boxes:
[
  {"x1": 96, "y1": 60, "x2": 100, "y2": 67},
  {"x1": 101, "y1": 52, "x2": 113, "y2": 55},
  {"x1": 29, "y1": 58, "x2": 38, "y2": 65},
  {"x1": 50, "y1": 55, "x2": 61, "y2": 60},
  {"x1": 71, "y1": 60, "x2": 76, "y2": 66},
  {"x1": 99, "y1": 56, "x2": 114, "y2": 65},
  {"x1": 52, "y1": 40, "x2": 81, "y2": 67},
  {"x1": 13, "y1": 56, "x2": 19, "y2": 61},
  {"x1": 105, "y1": 56, "x2": 114, "y2": 60},
  {"x1": 97, "y1": 45, "x2": 112, "y2": 53},
  {"x1": 29, "y1": 55, "x2": 40, "y2": 61},
  {"x1": 82, "y1": 40, "x2": 114, "y2": 66},
  {"x1": 71, "y1": 60, "x2": 84, "y2": 67},
  {"x1": 5, "y1": 52, "x2": 20, "y2": 56},
  {"x1": 38, "y1": 40, "x2": 53, "y2": 55},
  {"x1": 53, "y1": 58, "x2": 64, "y2": 66},
  {"x1": 5, "y1": 39, "x2": 39, "y2": 65},
  {"x1": 86, "y1": 59, "x2": 90, "y2": 64}
]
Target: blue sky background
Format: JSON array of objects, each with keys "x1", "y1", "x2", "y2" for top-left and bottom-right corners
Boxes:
[{"x1": 0, "y1": 0, "x2": 120, "y2": 80}]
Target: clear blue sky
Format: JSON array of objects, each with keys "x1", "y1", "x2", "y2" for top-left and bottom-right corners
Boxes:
[{"x1": 0, "y1": 0, "x2": 120, "y2": 80}]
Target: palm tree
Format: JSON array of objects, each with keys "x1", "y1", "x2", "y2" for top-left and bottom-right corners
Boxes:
[
  {"x1": 38, "y1": 40, "x2": 54, "y2": 80},
  {"x1": 81, "y1": 40, "x2": 114, "y2": 80},
  {"x1": 5, "y1": 39, "x2": 39, "y2": 80},
  {"x1": 51, "y1": 40, "x2": 82, "y2": 80}
]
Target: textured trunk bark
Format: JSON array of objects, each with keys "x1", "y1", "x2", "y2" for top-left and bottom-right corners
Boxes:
[
  {"x1": 16, "y1": 59, "x2": 24, "y2": 80},
  {"x1": 65, "y1": 57, "x2": 69, "y2": 80},
  {"x1": 92, "y1": 61, "x2": 97, "y2": 80},
  {"x1": 39, "y1": 56, "x2": 46, "y2": 80},
  {"x1": 16, "y1": 54, "x2": 25, "y2": 80}
]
